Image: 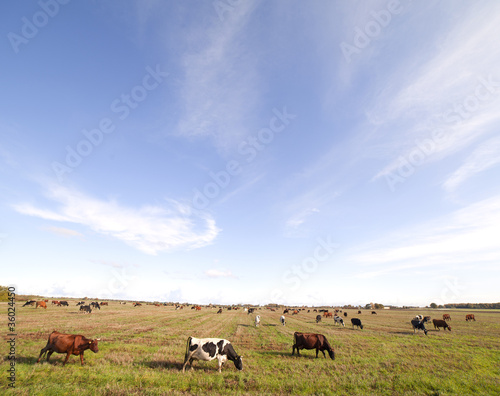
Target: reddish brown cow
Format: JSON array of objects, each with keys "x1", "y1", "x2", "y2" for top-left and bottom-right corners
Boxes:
[
  {"x1": 465, "y1": 314, "x2": 476, "y2": 321},
  {"x1": 323, "y1": 312, "x2": 333, "y2": 318},
  {"x1": 433, "y1": 319, "x2": 451, "y2": 331},
  {"x1": 133, "y1": 303, "x2": 142, "y2": 307},
  {"x1": 37, "y1": 331, "x2": 99, "y2": 365},
  {"x1": 100, "y1": 302, "x2": 108, "y2": 306},
  {"x1": 442, "y1": 314, "x2": 451, "y2": 321},
  {"x1": 292, "y1": 332, "x2": 335, "y2": 360},
  {"x1": 52, "y1": 301, "x2": 59, "y2": 305},
  {"x1": 195, "y1": 306, "x2": 201, "y2": 311},
  {"x1": 358, "y1": 310, "x2": 362, "y2": 314},
  {"x1": 36, "y1": 301, "x2": 47, "y2": 309}
]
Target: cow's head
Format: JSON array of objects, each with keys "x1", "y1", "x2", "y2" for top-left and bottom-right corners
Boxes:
[
  {"x1": 88, "y1": 338, "x2": 100, "y2": 353},
  {"x1": 233, "y1": 355, "x2": 243, "y2": 370},
  {"x1": 446, "y1": 326, "x2": 452, "y2": 331},
  {"x1": 328, "y1": 349, "x2": 335, "y2": 360}
]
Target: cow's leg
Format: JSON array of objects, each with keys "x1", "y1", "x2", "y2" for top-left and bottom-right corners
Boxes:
[
  {"x1": 63, "y1": 352, "x2": 71, "y2": 366},
  {"x1": 80, "y1": 352, "x2": 85, "y2": 365},
  {"x1": 292, "y1": 344, "x2": 296, "y2": 355},
  {"x1": 182, "y1": 353, "x2": 194, "y2": 373},
  {"x1": 37, "y1": 346, "x2": 49, "y2": 363},
  {"x1": 46, "y1": 350, "x2": 54, "y2": 362}
]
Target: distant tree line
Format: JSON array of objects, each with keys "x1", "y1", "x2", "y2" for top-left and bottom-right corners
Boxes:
[{"x1": 430, "y1": 302, "x2": 500, "y2": 309}]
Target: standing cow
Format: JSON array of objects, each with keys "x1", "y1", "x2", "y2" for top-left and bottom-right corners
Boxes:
[
  {"x1": 316, "y1": 315, "x2": 322, "y2": 323},
  {"x1": 255, "y1": 315, "x2": 261, "y2": 327},
  {"x1": 280, "y1": 315, "x2": 286, "y2": 326},
  {"x1": 292, "y1": 332, "x2": 335, "y2": 360},
  {"x1": 182, "y1": 337, "x2": 243, "y2": 373},
  {"x1": 411, "y1": 318, "x2": 428, "y2": 335},
  {"x1": 334, "y1": 316, "x2": 345, "y2": 327},
  {"x1": 351, "y1": 318, "x2": 363, "y2": 329},
  {"x1": 37, "y1": 331, "x2": 99, "y2": 365},
  {"x1": 433, "y1": 319, "x2": 451, "y2": 331},
  {"x1": 36, "y1": 301, "x2": 47, "y2": 309}
]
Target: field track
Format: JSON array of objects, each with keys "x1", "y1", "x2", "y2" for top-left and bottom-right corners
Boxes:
[{"x1": 2, "y1": 302, "x2": 500, "y2": 395}]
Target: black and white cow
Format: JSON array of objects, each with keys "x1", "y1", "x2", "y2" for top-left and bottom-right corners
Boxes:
[
  {"x1": 280, "y1": 315, "x2": 286, "y2": 326},
  {"x1": 182, "y1": 337, "x2": 243, "y2": 373},
  {"x1": 255, "y1": 315, "x2": 261, "y2": 327},
  {"x1": 411, "y1": 318, "x2": 428, "y2": 335},
  {"x1": 334, "y1": 316, "x2": 345, "y2": 327}
]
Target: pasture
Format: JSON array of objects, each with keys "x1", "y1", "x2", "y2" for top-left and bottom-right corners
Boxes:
[{"x1": 2, "y1": 302, "x2": 500, "y2": 395}]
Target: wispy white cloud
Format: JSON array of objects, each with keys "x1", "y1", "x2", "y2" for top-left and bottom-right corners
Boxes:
[
  {"x1": 14, "y1": 184, "x2": 220, "y2": 255},
  {"x1": 174, "y1": 2, "x2": 260, "y2": 152},
  {"x1": 44, "y1": 226, "x2": 84, "y2": 239},
  {"x1": 205, "y1": 269, "x2": 236, "y2": 278},
  {"x1": 366, "y1": 4, "x2": 500, "y2": 180},
  {"x1": 347, "y1": 195, "x2": 500, "y2": 277},
  {"x1": 443, "y1": 136, "x2": 500, "y2": 191}
]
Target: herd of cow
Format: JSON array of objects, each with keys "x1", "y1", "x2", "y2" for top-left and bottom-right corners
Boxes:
[{"x1": 26, "y1": 302, "x2": 478, "y2": 372}]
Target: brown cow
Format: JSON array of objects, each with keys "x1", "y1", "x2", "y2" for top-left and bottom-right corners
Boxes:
[
  {"x1": 433, "y1": 319, "x2": 451, "y2": 331},
  {"x1": 133, "y1": 303, "x2": 142, "y2": 307},
  {"x1": 292, "y1": 332, "x2": 335, "y2": 360},
  {"x1": 195, "y1": 306, "x2": 201, "y2": 311},
  {"x1": 37, "y1": 331, "x2": 99, "y2": 365},
  {"x1": 466, "y1": 314, "x2": 476, "y2": 321},
  {"x1": 442, "y1": 314, "x2": 451, "y2": 321},
  {"x1": 100, "y1": 302, "x2": 108, "y2": 306},
  {"x1": 52, "y1": 301, "x2": 59, "y2": 305},
  {"x1": 36, "y1": 301, "x2": 47, "y2": 309},
  {"x1": 323, "y1": 312, "x2": 333, "y2": 318},
  {"x1": 358, "y1": 310, "x2": 362, "y2": 314}
]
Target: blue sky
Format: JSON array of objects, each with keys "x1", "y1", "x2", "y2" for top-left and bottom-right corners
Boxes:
[{"x1": 1, "y1": 1, "x2": 499, "y2": 306}]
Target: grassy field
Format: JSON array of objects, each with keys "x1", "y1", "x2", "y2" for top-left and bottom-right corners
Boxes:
[{"x1": 2, "y1": 301, "x2": 499, "y2": 395}]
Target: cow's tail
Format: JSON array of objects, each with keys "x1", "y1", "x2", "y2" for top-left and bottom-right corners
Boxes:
[{"x1": 184, "y1": 336, "x2": 192, "y2": 362}]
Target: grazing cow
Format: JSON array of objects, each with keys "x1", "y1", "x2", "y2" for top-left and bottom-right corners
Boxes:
[
  {"x1": 134, "y1": 303, "x2": 142, "y2": 307},
  {"x1": 90, "y1": 302, "x2": 100, "y2": 310},
  {"x1": 36, "y1": 301, "x2": 47, "y2": 309},
  {"x1": 334, "y1": 316, "x2": 345, "y2": 327},
  {"x1": 79, "y1": 305, "x2": 92, "y2": 314},
  {"x1": 343, "y1": 312, "x2": 348, "y2": 317},
  {"x1": 371, "y1": 311, "x2": 377, "y2": 315},
  {"x1": 195, "y1": 306, "x2": 202, "y2": 311},
  {"x1": 313, "y1": 309, "x2": 317, "y2": 312},
  {"x1": 351, "y1": 318, "x2": 363, "y2": 329},
  {"x1": 217, "y1": 308, "x2": 222, "y2": 314},
  {"x1": 22, "y1": 300, "x2": 35, "y2": 307},
  {"x1": 255, "y1": 315, "x2": 261, "y2": 327},
  {"x1": 37, "y1": 331, "x2": 99, "y2": 366},
  {"x1": 182, "y1": 337, "x2": 243, "y2": 373},
  {"x1": 442, "y1": 314, "x2": 451, "y2": 321},
  {"x1": 292, "y1": 332, "x2": 335, "y2": 360},
  {"x1": 52, "y1": 301, "x2": 59, "y2": 305},
  {"x1": 411, "y1": 319, "x2": 428, "y2": 335},
  {"x1": 357, "y1": 310, "x2": 362, "y2": 314},
  {"x1": 100, "y1": 302, "x2": 108, "y2": 306},
  {"x1": 433, "y1": 319, "x2": 451, "y2": 331},
  {"x1": 466, "y1": 314, "x2": 476, "y2": 321},
  {"x1": 283, "y1": 309, "x2": 289, "y2": 314},
  {"x1": 76, "y1": 301, "x2": 85, "y2": 306},
  {"x1": 280, "y1": 315, "x2": 286, "y2": 326},
  {"x1": 247, "y1": 308, "x2": 255, "y2": 314},
  {"x1": 324, "y1": 312, "x2": 333, "y2": 318},
  {"x1": 154, "y1": 304, "x2": 160, "y2": 307},
  {"x1": 316, "y1": 315, "x2": 322, "y2": 323},
  {"x1": 59, "y1": 301, "x2": 69, "y2": 306},
  {"x1": 292, "y1": 310, "x2": 299, "y2": 315}
]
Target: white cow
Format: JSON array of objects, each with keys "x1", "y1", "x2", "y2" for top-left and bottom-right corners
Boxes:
[
  {"x1": 182, "y1": 337, "x2": 243, "y2": 373},
  {"x1": 280, "y1": 315, "x2": 286, "y2": 326},
  {"x1": 255, "y1": 315, "x2": 261, "y2": 327},
  {"x1": 334, "y1": 315, "x2": 345, "y2": 327}
]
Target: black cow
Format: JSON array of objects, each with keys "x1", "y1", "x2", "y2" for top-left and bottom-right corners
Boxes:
[
  {"x1": 411, "y1": 319, "x2": 428, "y2": 335},
  {"x1": 343, "y1": 312, "x2": 348, "y2": 317},
  {"x1": 79, "y1": 305, "x2": 92, "y2": 314},
  {"x1": 292, "y1": 332, "x2": 335, "y2": 360},
  {"x1": 351, "y1": 318, "x2": 363, "y2": 329},
  {"x1": 59, "y1": 301, "x2": 69, "y2": 306},
  {"x1": 22, "y1": 300, "x2": 36, "y2": 307},
  {"x1": 316, "y1": 315, "x2": 322, "y2": 323}
]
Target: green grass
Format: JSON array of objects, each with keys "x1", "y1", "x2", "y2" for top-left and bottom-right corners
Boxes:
[{"x1": 2, "y1": 303, "x2": 499, "y2": 395}]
